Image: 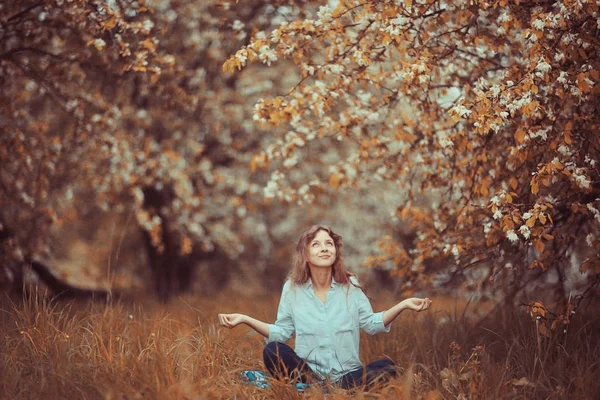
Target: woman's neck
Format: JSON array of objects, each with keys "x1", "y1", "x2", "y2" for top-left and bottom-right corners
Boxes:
[{"x1": 309, "y1": 266, "x2": 332, "y2": 291}]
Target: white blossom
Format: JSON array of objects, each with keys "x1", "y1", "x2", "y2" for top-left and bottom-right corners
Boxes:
[
  {"x1": 390, "y1": 14, "x2": 408, "y2": 26},
  {"x1": 489, "y1": 84, "x2": 501, "y2": 98},
  {"x1": 497, "y1": 9, "x2": 511, "y2": 23},
  {"x1": 532, "y1": 19, "x2": 545, "y2": 30},
  {"x1": 283, "y1": 154, "x2": 298, "y2": 168},
  {"x1": 232, "y1": 20, "x2": 245, "y2": 31},
  {"x1": 506, "y1": 230, "x2": 519, "y2": 243},
  {"x1": 142, "y1": 19, "x2": 154, "y2": 31},
  {"x1": 451, "y1": 104, "x2": 472, "y2": 118},
  {"x1": 573, "y1": 171, "x2": 591, "y2": 190},
  {"x1": 557, "y1": 71, "x2": 569, "y2": 84},
  {"x1": 258, "y1": 45, "x2": 277, "y2": 66},
  {"x1": 586, "y1": 233, "x2": 594, "y2": 247},
  {"x1": 536, "y1": 59, "x2": 552, "y2": 74},
  {"x1": 519, "y1": 225, "x2": 531, "y2": 239},
  {"x1": 483, "y1": 222, "x2": 492, "y2": 233},
  {"x1": 92, "y1": 38, "x2": 106, "y2": 51},
  {"x1": 585, "y1": 155, "x2": 597, "y2": 167},
  {"x1": 316, "y1": 5, "x2": 333, "y2": 24},
  {"x1": 587, "y1": 203, "x2": 600, "y2": 223},
  {"x1": 557, "y1": 144, "x2": 571, "y2": 156}
]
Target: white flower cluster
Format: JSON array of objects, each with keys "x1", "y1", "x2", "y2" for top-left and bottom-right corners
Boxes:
[
  {"x1": 232, "y1": 20, "x2": 245, "y2": 31},
  {"x1": 586, "y1": 203, "x2": 600, "y2": 223},
  {"x1": 443, "y1": 243, "x2": 461, "y2": 264},
  {"x1": 315, "y1": 5, "x2": 333, "y2": 26},
  {"x1": 529, "y1": 126, "x2": 551, "y2": 141},
  {"x1": 518, "y1": 225, "x2": 531, "y2": 239},
  {"x1": 259, "y1": 45, "x2": 278, "y2": 66},
  {"x1": 535, "y1": 59, "x2": 552, "y2": 77},
  {"x1": 572, "y1": 168, "x2": 591, "y2": 190},
  {"x1": 136, "y1": 209, "x2": 161, "y2": 232},
  {"x1": 585, "y1": 155, "x2": 597, "y2": 167},
  {"x1": 437, "y1": 130, "x2": 453, "y2": 149},
  {"x1": 506, "y1": 229, "x2": 519, "y2": 243},
  {"x1": 296, "y1": 179, "x2": 321, "y2": 205},
  {"x1": 263, "y1": 170, "x2": 286, "y2": 200},
  {"x1": 450, "y1": 103, "x2": 471, "y2": 118},
  {"x1": 505, "y1": 92, "x2": 533, "y2": 116}
]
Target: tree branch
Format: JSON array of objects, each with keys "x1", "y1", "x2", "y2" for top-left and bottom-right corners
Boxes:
[{"x1": 7, "y1": 1, "x2": 44, "y2": 23}]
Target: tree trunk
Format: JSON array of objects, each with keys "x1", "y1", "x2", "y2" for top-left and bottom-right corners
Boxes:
[
  {"x1": 27, "y1": 259, "x2": 114, "y2": 301},
  {"x1": 142, "y1": 186, "x2": 198, "y2": 302}
]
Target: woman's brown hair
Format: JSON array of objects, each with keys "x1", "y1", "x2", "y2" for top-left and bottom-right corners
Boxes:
[{"x1": 288, "y1": 225, "x2": 356, "y2": 286}]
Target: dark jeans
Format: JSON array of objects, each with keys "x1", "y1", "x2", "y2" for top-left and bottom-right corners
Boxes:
[{"x1": 263, "y1": 341, "x2": 397, "y2": 390}]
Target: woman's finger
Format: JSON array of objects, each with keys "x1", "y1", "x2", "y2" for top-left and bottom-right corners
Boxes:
[
  {"x1": 423, "y1": 298, "x2": 431, "y2": 310},
  {"x1": 219, "y1": 314, "x2": 230, "y2": 327}
]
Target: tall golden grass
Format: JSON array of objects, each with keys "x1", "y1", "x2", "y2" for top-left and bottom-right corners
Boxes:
[{"x1": 1, "y1": 289, "x2": 598, "y2": 399}]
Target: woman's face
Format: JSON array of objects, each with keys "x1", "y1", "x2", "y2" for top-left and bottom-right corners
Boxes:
[{"x1": 307, "y1": 230, "x2": 337, "y2": 269}]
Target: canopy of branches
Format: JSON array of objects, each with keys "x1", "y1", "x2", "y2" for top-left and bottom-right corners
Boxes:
[{"x1": 1, "y1": 0, "x2": 598, "y2": 303}]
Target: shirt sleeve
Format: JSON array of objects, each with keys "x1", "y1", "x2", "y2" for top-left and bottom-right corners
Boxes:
[
  {"x1": 266, "y1": 280, "x2": 295, "y2": 343},
  {"x1": 352, "y1": 276, "x2": 391, "y2": 335}
]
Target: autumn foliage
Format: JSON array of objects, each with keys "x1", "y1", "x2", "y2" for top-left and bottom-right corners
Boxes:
[
  {"x1": 1, "y1": 0, "x2": 598, "y2": 316},
  {"x1": 225, "y1": 0, "x2": 599, "y2": 316},
  {"x1": 1, "y1": 0, "x2": 304, "y2": 298}
]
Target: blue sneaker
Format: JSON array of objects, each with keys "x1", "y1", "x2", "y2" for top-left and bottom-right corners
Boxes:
[
  {"x1": 295, "y1": 382, "x2": 311, "y2": 392},
  {"x1": 240, "y1": 370, "x2": 270, "y2": 389}
]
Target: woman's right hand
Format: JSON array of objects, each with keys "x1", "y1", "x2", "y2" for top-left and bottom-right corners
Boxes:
[{"x1": 218, "y1": 313, "x2": 246, "y2": 329}]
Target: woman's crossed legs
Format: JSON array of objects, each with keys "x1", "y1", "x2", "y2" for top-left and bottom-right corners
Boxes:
[{"x1": 263, "y1": 342, "x2": 396, "y2": 390}]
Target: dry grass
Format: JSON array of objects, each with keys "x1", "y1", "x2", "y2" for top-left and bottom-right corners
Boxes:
[{"x1": 1, "y1": 289, "x2": 599, "y2": 400}]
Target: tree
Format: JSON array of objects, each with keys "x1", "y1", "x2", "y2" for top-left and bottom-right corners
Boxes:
[
  {"x1": 0, "y1": 0, "x2": 306, "y2": 300},
  {"x1": 226, "y1": 0, "x2": 600, "y2": 312}
]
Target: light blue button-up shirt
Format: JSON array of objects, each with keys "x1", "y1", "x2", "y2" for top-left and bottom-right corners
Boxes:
[{"x1": 267, "y1": 276, "x2": 391, "y2": 382}]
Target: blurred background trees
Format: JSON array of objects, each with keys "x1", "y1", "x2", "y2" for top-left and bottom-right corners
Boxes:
[
  {"x1": 0, "y1": 0, "x2": 293, "y2": 300},
  {"x1": 1, "y1": 0, "x2": 598, "y2": 315}
]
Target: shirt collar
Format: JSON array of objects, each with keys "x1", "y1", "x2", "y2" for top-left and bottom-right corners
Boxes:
[{"x1": 305, "y1": 275, "x2": 338, "y2": 289}]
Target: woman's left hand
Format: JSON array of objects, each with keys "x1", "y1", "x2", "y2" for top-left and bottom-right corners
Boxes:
[{"x1": 402, "y1": 297, "x2": 432, "y2": 312}]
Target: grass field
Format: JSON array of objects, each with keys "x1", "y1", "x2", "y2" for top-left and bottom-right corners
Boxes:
[{"x1": 1, "y1": 288, "x2": 599, "y2": 399}]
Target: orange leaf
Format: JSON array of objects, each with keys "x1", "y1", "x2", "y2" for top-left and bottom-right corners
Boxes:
[
  {"x1": 531, "y1": 180, "x2": 539, "y2": 195},
  {"x1": 534, "y1": 239, "x2": 545, "y2": 253},
  {"x1": 329, "y1": 173, "x2": 342, "y2": 189},
  {"x1": 515, "y1": 128, "x2": 526, "y2": 144},
  {"x1": 564, "y1": 131, "x2": 573, "y2": 145},
  {"x1": 538, "y1": 322, "x2": 551, "y2": 337},
  {"x1": 527, "y1": 300, "x2": 547, "y2": 317},
  {"x1": 579, "y1": 259, "x2": 591, "y2": 273}
]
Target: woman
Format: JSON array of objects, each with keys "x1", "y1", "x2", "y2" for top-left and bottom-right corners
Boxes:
[{"x1": 218, "y1": 225, "x2": 432, "y2": 390}]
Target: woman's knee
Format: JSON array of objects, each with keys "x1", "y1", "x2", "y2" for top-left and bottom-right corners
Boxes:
[
  {"x1": 381, "y1": 359, "x2": 395, "y2": 368},
  {"x1": 369, "y1": 358, "x2": 397, "y2": 377},
  {"x1": 263, "y1": 341, "x2": 290, "y2": 359}
]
